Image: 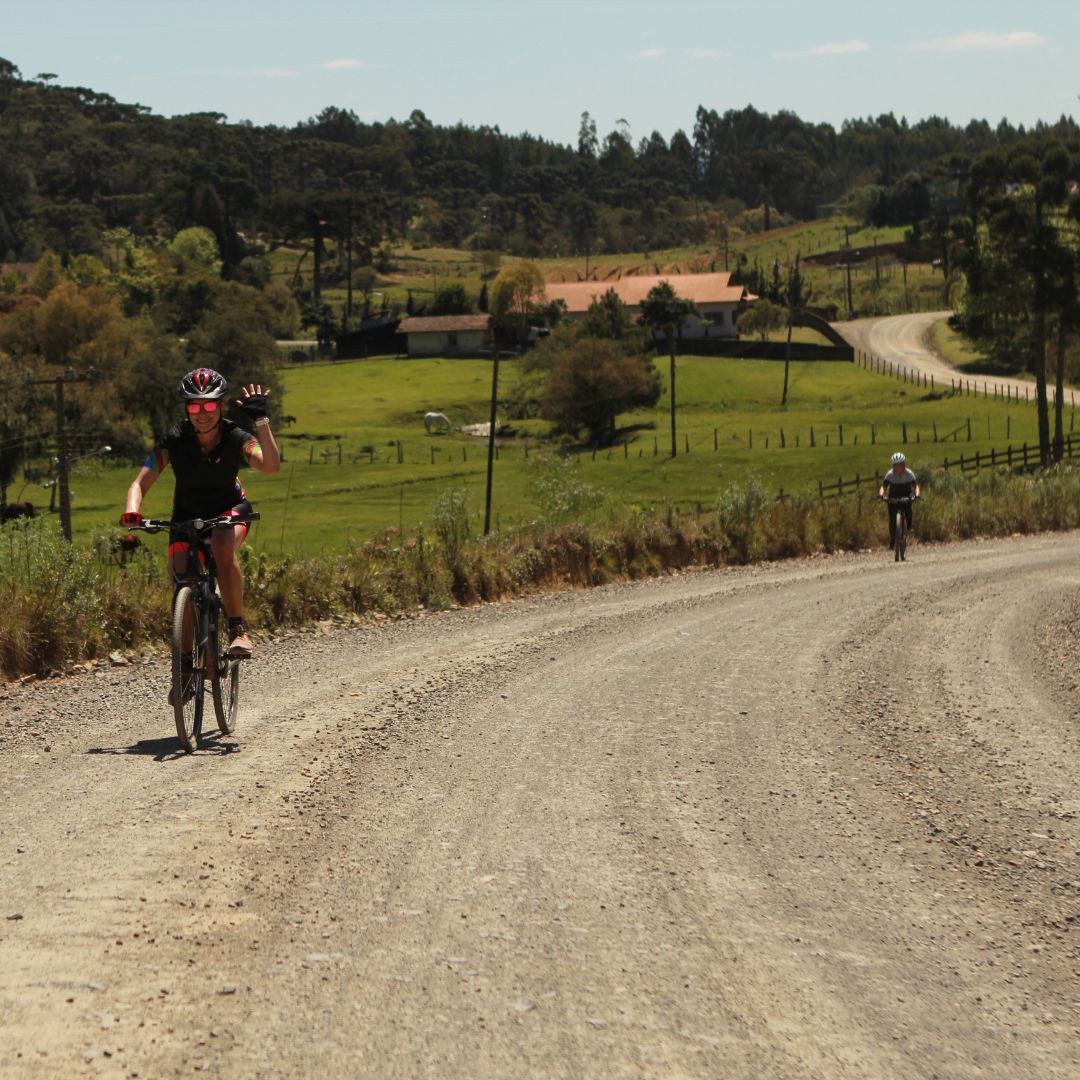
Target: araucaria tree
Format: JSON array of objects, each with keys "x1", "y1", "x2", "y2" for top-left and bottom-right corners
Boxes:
[
  {"x1": 961, "y1": 142, "x2": 1078, "y2": 464},
  {"x1": 639, "y1": 281, "x2": 697, "y2": 456}
]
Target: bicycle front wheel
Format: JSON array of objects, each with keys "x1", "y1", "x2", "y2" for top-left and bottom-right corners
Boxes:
[
  {"x1": 210, "y1": 598, "x2": 240, "y2": 736},
  {"x1": 895, "y1": 510, "x2": 906, "y2": 562},
  {"x1": 171, "y1": 586, "x2": 204, "y2": 753}
]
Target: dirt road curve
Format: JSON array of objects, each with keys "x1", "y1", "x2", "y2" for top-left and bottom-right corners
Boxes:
[
  {"x1": 836, "y1": 312, "x2": 1068, "y2": 404},
  {"x1": 2, "y1": 534, "x2": 1080, "y2": 1078}
]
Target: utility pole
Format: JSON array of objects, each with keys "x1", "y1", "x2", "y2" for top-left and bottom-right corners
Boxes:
[
  {"x1": 483, "y1": 348, "x2": 500, "y2": 535},
  {"x1": 669, "y1": 331, "x2": 678, "y2": 458},
  {"x1": 27, "y1": 369, "x2": 94, "y2": 541},
  {"x1": 843, "y1": 225, "x2": 854, "y2": 318}
]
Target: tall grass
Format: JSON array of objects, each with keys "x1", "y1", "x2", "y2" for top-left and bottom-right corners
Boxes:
[{"x1": 5, "y1": 466, "x2": 1080, "y2": 680}]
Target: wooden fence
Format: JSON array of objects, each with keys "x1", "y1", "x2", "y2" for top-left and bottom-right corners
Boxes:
[{"x1": 791, "y1": 432, "x2": 1080, "y2": 503}]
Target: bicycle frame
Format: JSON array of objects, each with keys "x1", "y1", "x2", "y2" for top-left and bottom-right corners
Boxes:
[{"x1": 130, "y1": 512, "x2": 259, "y2": 749}]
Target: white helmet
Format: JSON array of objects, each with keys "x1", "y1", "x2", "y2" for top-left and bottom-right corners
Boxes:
[{"x1": 891, "y1": 452, "x2": 906, "y2": 466}]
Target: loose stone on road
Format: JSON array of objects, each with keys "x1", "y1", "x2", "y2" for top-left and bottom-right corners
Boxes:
[{"x1": 1, "y1": 533, "x2": 1079, "y2": 1078}]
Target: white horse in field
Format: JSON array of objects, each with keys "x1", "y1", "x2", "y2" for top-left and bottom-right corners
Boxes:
[{"x1": 424, "y1": 411, "x2": 452, "y2": 434}]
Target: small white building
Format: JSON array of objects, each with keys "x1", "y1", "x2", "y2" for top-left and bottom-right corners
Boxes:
[
  {"x1": 545, "y1": 272, "x2": 755, "y2": 339},
  {"x1": 398, "y1": 315, "x2": 493, "y2": 357}
]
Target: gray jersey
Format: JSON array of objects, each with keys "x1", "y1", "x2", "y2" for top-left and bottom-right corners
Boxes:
[{"x1": 882, "y1": 467, "x2": 917, "y2": 497}]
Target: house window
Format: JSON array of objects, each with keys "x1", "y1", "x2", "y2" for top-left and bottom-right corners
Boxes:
[{"x1": 447, "y1": 333, "x2": 458, "y2": 346}]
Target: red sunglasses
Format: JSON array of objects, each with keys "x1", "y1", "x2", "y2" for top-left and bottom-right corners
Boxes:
[{"x1": 185, "y1": 400, "x2": 220, "y2": 414}]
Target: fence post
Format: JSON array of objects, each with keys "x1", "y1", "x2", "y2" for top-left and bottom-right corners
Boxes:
[
  {"x1": 931, "y1": 374, "x2": 934, "y2": 393},
  {"x1": 714, "y1": 428, "x2": 718, "y2": 451},
  {"x1": 810, "y1": 425, "x2": 816, "y2": 447},
  {"x1": 780, "y1": 427, "x2": 786, "y2": 449},
  {"x1": 871, "y1": 423, "x2": 876, "y2": 445},
  {"x1": 685, "y1": 434, "x2": 690, "y2": 454},
  {"x1": 991, "y1": 447, "x2": 996, "y2": 467},
  {"x1": 933, "y1": 422, "x2": 938, "y2": 442},
  {"x1": 902, "y1": 421, "x2": 907, "y2": 444},
  {"x1": 749, "y1": 429, "x2": 753, "y2": 449},
  {"x1": 838, "y1": 423, "x2": 844, "y2": 446}
]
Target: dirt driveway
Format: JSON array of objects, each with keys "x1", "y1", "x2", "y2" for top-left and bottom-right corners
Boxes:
[{"x1": 2, "y1": 534, "x2": 1079, "y2": 1078}]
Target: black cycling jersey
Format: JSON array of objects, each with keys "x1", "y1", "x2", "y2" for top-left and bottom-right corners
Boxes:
[{"x1": 147, "y1": 418, "x2": 256, "y2": 520}]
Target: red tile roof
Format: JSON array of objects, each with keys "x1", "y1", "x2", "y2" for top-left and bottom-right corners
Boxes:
[
  {"x1": 399, "y1": 315, "x2": 492, "y2": 333},
  {"x1": 546, "y1": 273, "x2": 751, "y2": 312}
]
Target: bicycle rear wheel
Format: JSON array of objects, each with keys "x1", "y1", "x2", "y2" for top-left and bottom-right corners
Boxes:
[
  {"x1": 171, "y1": 586, "x2": 204, "y2": 753},
  {"x1": 209, "y1": 598, "x2": 240, "y2": 736}
]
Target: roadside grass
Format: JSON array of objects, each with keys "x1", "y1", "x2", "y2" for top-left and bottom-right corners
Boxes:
[
  {"x1": 55, "y1": 347, "x2": 1050, "y2": 555},
  {"x1": 929, "y1": 319, "x2": 1029, "y2": 379},
  {"x1": 7, "y1": 464, "x2": 1080, "y2": 681}
]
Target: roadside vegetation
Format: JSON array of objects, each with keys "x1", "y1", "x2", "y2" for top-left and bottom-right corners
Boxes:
[{"x1": 5, "y1": 464, "x2": 1080, "y2": 681}]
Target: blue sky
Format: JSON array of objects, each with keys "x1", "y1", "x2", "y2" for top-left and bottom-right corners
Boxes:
[{"x1": 5, "y1": 0, "x2": 1077, "y2": 144}]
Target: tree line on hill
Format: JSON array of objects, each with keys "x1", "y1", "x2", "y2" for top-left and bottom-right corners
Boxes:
[{"x1": 2, "y1": 55, "x2": 1078, "y2": 269}]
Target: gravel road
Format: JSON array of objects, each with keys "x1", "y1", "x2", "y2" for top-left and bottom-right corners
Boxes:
[
  {"x1": 2, "y1": 533, "x2": 1079, "y2": 1078},
  {"x1": 834, "y1": 312, "x2": 1073, "y2": 408}
]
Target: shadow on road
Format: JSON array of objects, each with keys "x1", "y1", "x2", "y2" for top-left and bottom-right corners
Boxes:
[{"x1": 87, "y1": 733, "x2": 239, "y2": 762}]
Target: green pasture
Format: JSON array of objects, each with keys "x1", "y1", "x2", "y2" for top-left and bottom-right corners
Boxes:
[{"x1": 56, "y1": 336, "x2": 1050, "y2": 555}]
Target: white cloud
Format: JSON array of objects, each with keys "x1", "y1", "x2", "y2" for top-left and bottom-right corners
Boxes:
[
  {"x1": 633, "y1": 48, "x2": 666, "y2": 60},
  {"x1": 913, "y1": 30, "x2": 1046, "y2": 52},
  {"x1": 324, "y1": 58, "x2": 366, "y2": 70},
  {"x1": 773, "y1": 39, "x2": 870, "y2": 59},
  {"x1": 685, "y1": 48, "x2": 732, "y2": 61},
  {"x1": 807, "y1": 39, "x2": 870, "y2": 56}
]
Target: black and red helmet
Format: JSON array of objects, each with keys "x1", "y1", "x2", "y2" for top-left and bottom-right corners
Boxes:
[{"x1": 178, "y1": 368, "x2": 228, "y2": 401}]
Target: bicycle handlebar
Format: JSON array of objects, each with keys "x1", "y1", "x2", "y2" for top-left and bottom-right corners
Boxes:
[{"x1": 129, "y1": 512, "x2": 261, "y2": 535}]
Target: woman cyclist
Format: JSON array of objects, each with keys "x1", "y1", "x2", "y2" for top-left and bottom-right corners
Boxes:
[
  {"x1": 878, "y1": 452, "x2": 920, "y2": 550},
  {"x1": 120, "y1": 368, "x2": 280, "y2": 661}
]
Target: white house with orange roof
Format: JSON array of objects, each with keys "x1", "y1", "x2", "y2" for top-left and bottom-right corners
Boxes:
[{"x1": 544, "y1": 272, "x2": 755, "y2": 339}]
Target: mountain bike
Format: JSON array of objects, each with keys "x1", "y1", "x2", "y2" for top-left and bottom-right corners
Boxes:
[
  {"x1": 884, "y1": 495, "x2": 914, "y2": 562},
  {"x1": 128, "y1": 512, "x2": 259, "y2": 752}
]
